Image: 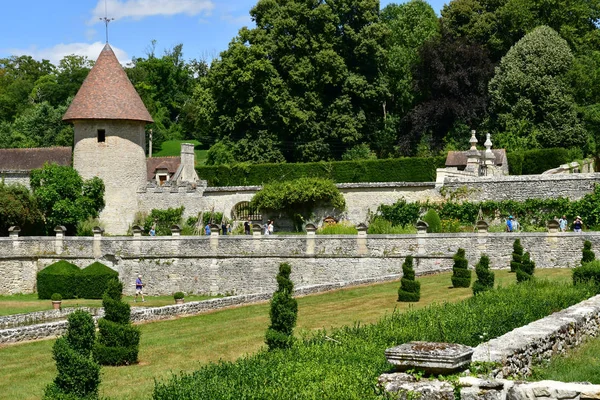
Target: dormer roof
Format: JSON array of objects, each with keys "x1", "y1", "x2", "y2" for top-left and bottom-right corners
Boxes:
[{"x1": 63, "y1": 44, "x2": 153, "y2": 123}]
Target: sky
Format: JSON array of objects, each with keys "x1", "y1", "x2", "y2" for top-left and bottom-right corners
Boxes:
[{"x1": 0, "y1": 0, "x2": 447, "y2": 66}]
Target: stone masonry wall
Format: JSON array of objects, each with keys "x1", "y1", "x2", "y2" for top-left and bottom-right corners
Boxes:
[{"x1": 0, "y1": 231, "x2": 597, "y2": 296}]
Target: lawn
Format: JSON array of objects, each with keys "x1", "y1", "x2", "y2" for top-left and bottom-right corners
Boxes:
[
  {"x1": 152, "y1": 139, "x2": 208, "y2": 166},
  {"x1": 531, "y1": 333, "x2": 600, "y2": 383},
  {"x1": 0, "y1": 269, "x2": 572, "y2": 400}
]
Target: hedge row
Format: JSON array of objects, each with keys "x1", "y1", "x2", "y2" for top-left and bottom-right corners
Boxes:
[
  {"x1": 153, "y1": 280, "x2": 591, "y2": 399},
  {"x1": 37, "y1": 261, "x2": 118, "y2": 300},
  {"x1": 507, "y1": 148, "x2": 583, "y2": 175},
  {"x1": 196, "y1": 157, "x2": 446, "y2": 186}
]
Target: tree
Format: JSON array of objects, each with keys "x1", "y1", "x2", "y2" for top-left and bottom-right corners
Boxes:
[
  {"x1": 94, "y1": 278, "x2": 141, "y2": 365},
  {"x1": 451, "y1": 248, "x2": 472, "y2": 288},
  {"x1": 516, "y1": 251, "x2": 535, "y2": 282},
  {"x1": 510, "y1": 239, "x2": 523, "y2": 272},
  {"x1": 397, "y1": 255, "x2": 421, "y2": 302},
  {"x1": 44, "y1": 310, "x2": 100, "y2": 400},
  {"x1": 488, "y1": 26, "x2": 587, "y2": 151},
  {"x1": 30, "y1": 164, "x2": 105, "y2": 234},
  {"x1": 422, "y1": 209, "x2": 441, "y2": 233},
  {"x1": 472, "y1": 254, "x2": 495, "y2": 295},
  {"x1": 266, "y1": 263, "x2": 298, "y2": 350},
  {"x1": 0, "y1": 182, "x2": 42, "y2": 236},
  {"x1": 583, "y1": 240, "x2": 596, "y2": 264}
]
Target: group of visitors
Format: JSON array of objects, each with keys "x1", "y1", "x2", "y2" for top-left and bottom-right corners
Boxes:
[
  {"x1": 506, "y1": 214, "x2": 584, "y2": 232},
  {"x1": 264, "y1": 220, "x2": 274, "y2": 235}
]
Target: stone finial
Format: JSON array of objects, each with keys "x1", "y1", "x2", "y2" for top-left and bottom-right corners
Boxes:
[
  {"x1": 210, "y1": 224, "x2": 220, "y2": 236},
  {"x1": 483, "y1": 133, "x2": 496, "y2": 166},
  {"x1": 469, "y1": 130, "x2": 478, "y2": 151},
  {"x1": 466, "y1": 130, "x2": 481, "y2": 174},
  {"x1": 170, "y1": 224, "x2": 181, "y2": 237},
  {"x1": 132, "y1": 225, "x2": 143, "y2": 238},
  {"x1": 54, "y1": 226, "x2": 66, "y2": 239},
  {"x1": 385, "y1": 341, "x2": 474, "y2": 375},
  {"x1": 416, "y1": 220, "x2": 429, "y2": 234},
  {"x1": 8, "y1": 226, "x2": 20, "y2": 238},
  {"x1": 305, "y1": 223, "x2": 317, "y2": 236},
  {"x1": 476, "y1": 220, "x2": 489, "y2": 233},
  {"x1": 356, "y1": 223, "x2": 368, "y2": 237},
  {"x1": 92, "y1": 226, "x2": 104, "y2": 235},
  {"x1": 547, "y1": 219, "x2": 560, "y2": 233},
  {"x1": 252, "y1": 223, "x2": 262, "y2": 237}
]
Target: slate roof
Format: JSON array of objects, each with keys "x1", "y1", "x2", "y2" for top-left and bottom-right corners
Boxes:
[
  {"x1": 445, "y1": 149, "x2": 507, "y2": 167},
  {"x1": 0, "y1": 147, "x2": 72, "y2": 171},
  {"x1": 146, "y1": 157, "x2": 181, "y2": 181},
  {"x1": 63, "y1": 44, "x2": 153, "y2": 123}
]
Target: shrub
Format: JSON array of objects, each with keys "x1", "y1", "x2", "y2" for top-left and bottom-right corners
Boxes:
[
  {"x1": 174, "y1": 292, "x2": 185, "y2": 300},
  {"x1": 451, "y1": 248, "x2": 472, "y2": 288},
  {"x1": 573, "y1": 260, "x2": 600, "y2": 289},
  {"x1": 266, "y1": 263, "x2": 298, "y2": 350},
  {"x1": 44, "y1": 310, "x2": 100, "y2": 400},
  {"x1": 78, "y1": 262, "x2": 118, "y2": 299},
  {"x1": 582, "y1": 240, "x2": 596, "y2": 264},
  {"x1": 94, "y1": 278, "x2": 140, "y2": 366},
  {"x1": 51, "y1": 293, "x2": 62, "y2": 301},
  {"x1": 472, "y1": 254, "x2": 495, "y2": 295},
  {"x1": 397, "y1": 256, "x2": 420, "y2": 302},
  {"x1": 377, "y1": 198, "x2": 420, "y2": 228},
  {"x1": 144, "y1": 207, "x2": 185, "y2": 236},
  {"x1": 510, "y1": 239, "x2": 524, "y2": 273},
  {"x1": 517, "y1": 252, "x2": 535, "y2": 282},
  {"x1": 422, "y1": 209, "x2": 441, "y2": 233},
  {"x1": 317, "y1": 221, "x2": 357, "y2": 235},
  {"x1": 37, "y1": 261, "x2": 81, "y2": 300},
  {"x1": 367, "y1": 218, "x2": 416, "y2": 234}
]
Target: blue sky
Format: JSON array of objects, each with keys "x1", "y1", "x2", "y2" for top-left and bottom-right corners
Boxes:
[{"x1": 0, "y1": 0, "x2": 447, "y2": 66}]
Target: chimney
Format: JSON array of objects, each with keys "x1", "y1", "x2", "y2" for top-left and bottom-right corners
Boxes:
[{"x1": 177, "y1": 143, "x2": 199, "y2": 183}]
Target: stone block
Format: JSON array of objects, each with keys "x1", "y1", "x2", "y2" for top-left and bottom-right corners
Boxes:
[{"x1": 385, "y1": 341, "x2": 474, "y2": 375}]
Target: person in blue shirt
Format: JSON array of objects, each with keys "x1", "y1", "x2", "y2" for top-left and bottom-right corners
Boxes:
[
  {"x1": 506, "y1": 215, "x2": 514, "y2": 232},
  {"x1": 134, "y1": 275, "x2": 145, "y2": 302},
  {"x1": 205, "y1": 223, "x2": 211, "y2": 235}
]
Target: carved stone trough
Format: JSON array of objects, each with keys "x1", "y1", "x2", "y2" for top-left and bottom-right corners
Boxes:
[{"x1": 385, "y1": 341, "x2": 474, "y2": 375}]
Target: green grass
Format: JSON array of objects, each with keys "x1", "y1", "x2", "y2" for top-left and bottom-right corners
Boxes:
[
  {"x1": 0, "y1": 269, "x2": 572, "y2": 400},
  {"x1": 152, "y1": 139, "x2": 208, "y2": 166},
  {"x1": 531, "y1": 333, "x2": 600, "y2": 383},
  {"x1": 0, "y1": 294, "x2": 218, "y2": 316}
]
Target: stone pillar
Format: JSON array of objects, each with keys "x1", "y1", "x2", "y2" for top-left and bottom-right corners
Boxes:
[
  {"x1": 54, "y1": 225, "x2": 66, "y2": 254},
  {"x1": 416, "y1": 221, "x2": 428, "y2": 256},
  {"x1": 547, "y1": 219, "x2": 560, "y2": 234},
  {"x1": 132, "y1": 225, "x2": 143, "y2": 238},
  {"x1": 305, "y1": 223, "x2": 316, "y2": 255},
  {"x1": 483, "y1": 133, "x2": 496, "y2": 175},
  {"x1": 356, "y1": 223, "x2": 368, "y2": 255},
  {"x1": 210, "y1": 223, "x2": 219, "y2": 251},
  {"x1": 416, "y1": 220, "x2": 428, "y2": 235},
  {"x1": 178, "y1": 143, "x2": 200, "y2": 183},
  {"x1": 465, "y1": 130, "x2": 481, "y2": 175},
  {"x1": 92, "y1": 226, "x2": 104, "y2": 259},
  {"x1": 8, "y1": 226, "x2": 20, "y2": 239},
  {"x1": 170, "y1": 224, "x2": 181, "y2": 237},
  {"x1": 476, "y1": 220, "x2": 488, "y2": 234},
  {"x1": 252, "y1": 223, "x2": 262, "y2": 238}
]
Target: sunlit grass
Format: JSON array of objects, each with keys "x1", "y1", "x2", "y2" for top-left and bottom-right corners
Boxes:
[{"x1": 151, "y1": 139, "x2": 208, "y2": 165}]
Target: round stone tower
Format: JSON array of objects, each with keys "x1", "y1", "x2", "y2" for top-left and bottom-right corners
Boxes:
[{"x1": 63, "y1": 44, "x2": 153, "y2": 234}]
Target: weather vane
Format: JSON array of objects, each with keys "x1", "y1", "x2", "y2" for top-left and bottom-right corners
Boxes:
[{"x1": 99, "y1": 0, "x2": 114, "y2": 44}]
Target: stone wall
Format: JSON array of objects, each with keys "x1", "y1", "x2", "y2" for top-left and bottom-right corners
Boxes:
[
  {"x1": 0, "y1": 231, "x2": 597, "y2": 296},
  {"x1": 0, "y1": 171, "x2": 30, "y2": 188}
]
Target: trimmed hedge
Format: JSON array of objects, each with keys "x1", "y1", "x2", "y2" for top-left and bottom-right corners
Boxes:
[
  {"x1": 266, "y1": 263, "x2": 298, "y2": 351},
  {"x1": 473, "y1": 254, "x2": 495, "y2": 295},
  {"x1": 422, "y1": 209, "x2": 441, "y2": 233},
  {"x1": 517, "y1": 252, "x2": 536, "y2": 282},
  {"x1": 451, "y1": 248, "x2": 471, "y2": 288},
  {"x1": 510, "y1": 239, "x2": 524, "y2": 273},
  {"x1": 79, "y1": 262, "x2": 118, "y2": 299},
  {"x1": 582, "y1": 241, "x2": 596, "y2": 265},
  {"x1": 398, "y1": 256, "x2": 420, "y2": 302},
  {"x1": 573, "y1": 260, "x2": 600, "y2": 288},
  {"x1": 37, "y1": 261, "x2": 81, "y2": 300},
  {"x1": 508, "y1": 148, "x2": 584, "y2": 175},
  {"x1": 196, "y1": 157, "x2": 446, "y2": 186}
]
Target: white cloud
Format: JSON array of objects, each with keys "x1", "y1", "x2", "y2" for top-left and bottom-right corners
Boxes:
[
  {"x1": 220, "y1": 13, "x2": 252, "y2": 26},
  {"x1": 8, "y1": 42, "x2": 130, "y2": 65},
  {"x1": 90, "y1": 0, "x2": 215, "y2": 23}
]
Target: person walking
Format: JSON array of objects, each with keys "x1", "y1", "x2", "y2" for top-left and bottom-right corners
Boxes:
[
  {"x1": 134, "y1": 275, "x2": 145, "y2": 303},
  {"x1": 268, "y1": 220, "x2": 274, "y2": 235},
  {"x1": 244, "y1": 217, "x2": 251, "y2": 235},
  {"x1": 506, "y1": 215, "x2": 514, "y2": 232},
  {"x1": 205, "y1": 222, "x2": 211, "y2": 235},
  {"x1": 558, "y1": 215, "x2": 568, "y2": 232}
]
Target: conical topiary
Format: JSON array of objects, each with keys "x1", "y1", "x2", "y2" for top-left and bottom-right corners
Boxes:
[
  {"x1": 472, "y1": 254, "x2": 495, "y2": 295},
  {"x1": 582, "y1": 240, "x2": 595, "y2": 264},
  {"x1": 516, "y1": 252, "x2": 535, "y2": 282},
  {"x1": 266, "y1": 263, "x2": 298, "y2": 350},
  {"x1": 398, "y1": 256, "x2": 420, "y2": 302},
  {"x1": 451, "y1": 248, "x2": 471, "y2": 288},
  {"x1": 422, "y1": 209, "x2": 441, "y2": 233},
  {"x1": 510, "y1": 239, "x2": 523, "y2": 273}
]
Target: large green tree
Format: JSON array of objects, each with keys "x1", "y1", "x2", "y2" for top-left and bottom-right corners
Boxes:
[
  {"x1": 488, "y1": 25, "x2": 587, "y2": 150},
  {"x1": 0, "y1": 182, "x2": 42, "y2": 236}
]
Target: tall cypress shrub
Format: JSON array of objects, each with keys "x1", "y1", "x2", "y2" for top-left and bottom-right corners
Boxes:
[
  {"x1": 44, "y1": 310, "x2": 100, "y2": 400},
  {"x1": 398, "y1": 256, "x2": 420, "y2": 302},
  {"x1": 582, "y1": 240, "x2": 596, "y2": 264},
  {"x1": 266, "y1": 263, "x2": 298, "y2": 350},
  {"x1": 451, "y1": 248, "x2": 471, "y2": 288},
  {"x1": 94, "y1": 278, "x2": 140, "y2": 366},
  {"x1": 510, "y1": 239, "x2": 524, "y2": 273},
  {"x1": 472, "y1": 254, "x2": 495, "y2": 295},
  {"x1": 517, "y1": 252, "x2": 536, "y2": 282},
  {"x1": 422, "y1": 209, "x2": 442, "y2": 233}
]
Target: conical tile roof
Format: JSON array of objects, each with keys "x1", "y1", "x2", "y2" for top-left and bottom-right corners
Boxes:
[{"x1": 63, "y1": 44, "x2": 153, "y2": 123}]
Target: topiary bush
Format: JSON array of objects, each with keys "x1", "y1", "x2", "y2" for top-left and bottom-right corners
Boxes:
[
  {"x1": 94, "y1": 278, "x2": 140, "y2": 366},
  {"x1": 397, "y1": 256, "x2": 420, "y2": 302},
  {"x1": 422, "y1": 209, "x2": 441, "y2": 233},
  {"x1": 472, "y1": 254, "x2": 495, "y2": 295},
  {"x1": 266, "y1": 263, "x2": 298, "y2": 351},
  {"x1": 510, "y1": 239, "x2": 524, "y2": 273},
  {"x1": 78, "y1": 262, "x2": 119, "y2": 299},
  {"x1": 582, "y1": 240, "x2": 596, "y2": 264},
  {"x1": 37, "y1": 261, "x2": 81, "y2": 300},
  {"x1": 517, "y1": 252, "x2": 535, "y2": 282},
  {"x1": 451, "y1": 248, "x2": 471, "y2": 288},
  {"x1": 44, "y1": 310, "x2": 100, "y2": 400},
  {"x1": 573, "y1": 260, "x2": 600, "y2": 290}
]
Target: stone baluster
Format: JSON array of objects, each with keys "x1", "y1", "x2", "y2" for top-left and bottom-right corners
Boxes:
[
  {"x1": 132, "y1": 225, "x2": 143, "y2": 238},
  {"x1": 305, "y1": 223, "x2": 316, "y2": 255},
  {"x1": 170, "y1": 224, "x2": 181, "y2": 237},
  {"x1": 54, "y1": 225, "x2": 66, "y2": 254},
  {"x1": 476, "y1": 220, "x2": 488, "y2": 234},
  {"x1": 356, "y1": 223, "x2": 368, "y2": 255},
  {"x1": 92, "y1": 226, "x2": 104, "y2": 259},
  {"x1": 8, "y1": 226, "x2": 20, "y2": 239}
]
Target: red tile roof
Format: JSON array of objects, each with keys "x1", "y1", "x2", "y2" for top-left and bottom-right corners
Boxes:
[
  {"x1": 0, "y1": 147, "x2": 72, "y2": 171},
  {"x1": 146, "y1": 157, "x2": 181, "y2": 181},
  {"x1": 445, "y1": 149, "x2": 507, "y2": 167},
  {"x1": 63, "y1": 44, "x2": 153, "y2": 123}
]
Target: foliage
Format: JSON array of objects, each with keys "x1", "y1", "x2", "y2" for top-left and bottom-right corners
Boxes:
[
  {"x1": 75, "y1": 217, "x2": 103, "y2": 237},
  {"x1": 317, "y1": 221, "x2": 358, "y2": 235},
  {"x1": 266, "y1": 263, "x2": 298, "y2": 350},
  {"x1": 451, "y1": 248, "x2": 471, "y2": 288},
  {"x1": 377, "y1": 198, "x2": 420, "y2": 228},
  {"x1": 573, "y1": 260, "x2": 600, "y2": 290},
  {"x1": 196, "y1": 157, "x2": 446, "y2": 186},
  {"x1": 51, "y1": 293, "x2": 62, "y2": 301},
  {"x1": 341, "y1": 144, "x2": 377, "y2": 161},
  {"x1": 37, "y1": 261, "x2": 81, "y2": 300},
  {"x1": 173, "y1": 292, "x2": 185, "y2": 300},
  {"x1": 398, "y1": 255, "x2": 420, "y2": 302},
  {"x1": 507, "y1": 148, "x2": 583, "y2": 175},
  {"x1": 583, "y1": 240, "x2": 596, "y2": 264},
  {"x1": 30, "y1": 164, "x2": 105, "y2": 234},
  {"x1": 143, "y1": 207, "x2": 185, "y2": 236},
  {"x1": 511, "y1": 239, "x2": 524, "y2": 273},
  {"x1": 0, "y1": 181, "x2": 43, "y2": 236},
  {"x1": 94, "y1": 278, "x2": 140, "y2": 366},
  {"x1": 205, "y1": 140, "x2": 235, "y2": 166},
  {"x1": 367, "y1": 217, "x2": 417, "y2": 234},
  {"x1": 422, "y1": 209, "x2": 441, "y2": 233},
  {"x1": 488, "y1": 26, "x2": 587, "y2": 151},
  {"x1": 473, "y1": 254, "x2": 494, "y2": 295},
  {"x1": 79, "y1": 262, "x2": 119, "y2": 300},
  {"x1": 44, "y1": 310, "x2": 100, "y2": 400},
  {"x1": 517, "y1": 252, "x2": 536, "y2": 282},
  {"x1": 153, "y1": 280, "x2": 591, "y2": 399}
]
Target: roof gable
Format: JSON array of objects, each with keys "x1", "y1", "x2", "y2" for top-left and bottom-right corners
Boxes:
[{"x1": 0, "y1": 147, "x2": 72, "y2": 171}]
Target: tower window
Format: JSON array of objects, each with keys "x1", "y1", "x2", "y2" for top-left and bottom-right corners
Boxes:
[{"x1": 97, "y1": 129, "x2": 106, "y2": 143}]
